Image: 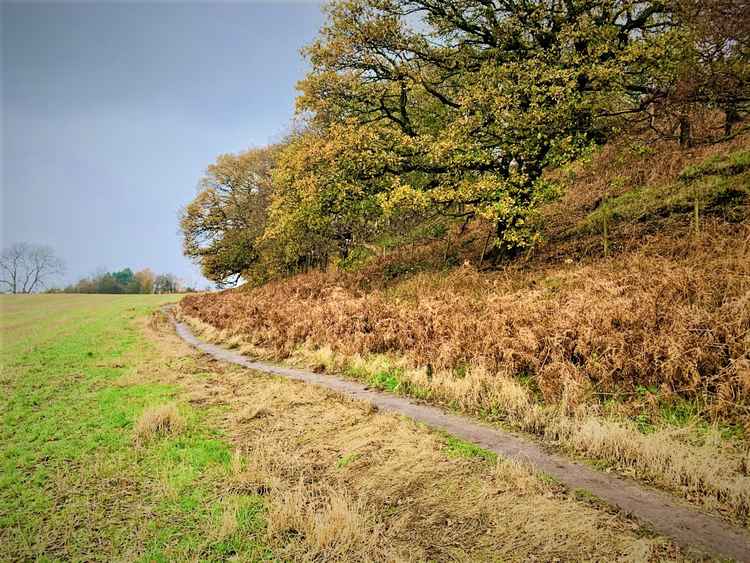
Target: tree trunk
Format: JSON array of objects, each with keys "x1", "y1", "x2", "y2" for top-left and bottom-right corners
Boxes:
[
  {"x1": 678, "y1": 115, "x2": 692, "y2": 148},
  {"x1": 478, "y1": 226, "x2": 494, "y2": 269},
  {"x1": 603, "y1": 212, "x2": 609, "y2": 257},
  {"x1": 724, "y1": 104, "x2": 740, "y2": 137}
]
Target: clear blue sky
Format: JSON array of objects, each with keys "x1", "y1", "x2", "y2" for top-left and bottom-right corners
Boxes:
[{"x1": 1, "y1": 0, "x2": 325, "y2": 288}]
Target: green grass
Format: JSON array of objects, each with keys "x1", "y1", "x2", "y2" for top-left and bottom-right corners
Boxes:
[
  {"x1": 679, "y1": 149, "x2": 750, "y2": 181},
  {"x1": 0, "y1": 294, "x2": 272, "y2": 561},
  {"x1": 441, "y1": 434, "x2": 497, "y2": 463},
  {"x1": 369, "y1": 368, "x2": 402, "y2": 392},
  {"x1": 580, "y1": 148, "x2": 750, "y2": 233},
  {"x1": 336, "y1": 452, "x2": 361, "y2": 468}
]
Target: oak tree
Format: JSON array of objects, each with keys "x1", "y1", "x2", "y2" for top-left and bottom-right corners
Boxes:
[
  {"x1": 295, "y1": 0, "x2": 677, "y2": 257},
  {"x1": 181, "y1": 146, "x2": 277, "y2": 286}
]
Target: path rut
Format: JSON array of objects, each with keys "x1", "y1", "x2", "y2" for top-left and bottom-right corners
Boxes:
[{"x1": 169, "y1": 312, "x2": 750, "y2": 561}]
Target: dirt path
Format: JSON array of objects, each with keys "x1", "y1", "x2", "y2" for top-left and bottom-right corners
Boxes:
[{"x1": 170, "y1": 313, "x2": 750, "y2": 562}]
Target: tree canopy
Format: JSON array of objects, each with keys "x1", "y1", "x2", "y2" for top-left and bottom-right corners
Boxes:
[
  {"x1": 181, "y1": 0, "x2": 749, "y2": 284},
  {"x1": 180, "y1": 146, "x2": 277, "y2": 286}
]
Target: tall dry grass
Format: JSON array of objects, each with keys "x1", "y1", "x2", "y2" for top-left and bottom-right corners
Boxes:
[
  {"x1": 181, "y1": 222, "x2": 750, "y2": 422},
  {"x1": 133, "y1": 404, "x2": 185, "y2": 444},
  {"x1": 179, "y1": 135, "x2": 750, "y2": 524},
  {"x1": 213, "y1": 374, "x2": 681, "y2": 561},
  {"x1": 179, "y1": 223, "x2": 750, "y2": 523}
]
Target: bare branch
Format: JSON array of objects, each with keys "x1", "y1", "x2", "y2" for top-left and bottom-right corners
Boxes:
[{"x1": 0, "y1": 243, "x2": 65, "y2": 294}]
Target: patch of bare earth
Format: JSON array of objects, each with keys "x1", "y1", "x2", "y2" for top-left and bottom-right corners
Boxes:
[{"x1": 145, "y1": 312, "x2": 684, "y2": 562}]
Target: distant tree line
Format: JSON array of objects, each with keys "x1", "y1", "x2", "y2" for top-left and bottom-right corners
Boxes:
[
  {"x1": 181, "y1": 0, "x2": 750, "y2": 286},
  {"x1": 1, "y1": 243, "x2": 197, "y2": 295},
  {"x1": 63, "y1": 268, "x2": 183, "y2": 294}
]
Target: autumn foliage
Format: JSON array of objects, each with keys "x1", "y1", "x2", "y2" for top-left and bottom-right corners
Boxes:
[
  {"x1": 180, "y1": 1, "x2": 750, "y2": 425},
  {"x1": 181, "y1": 0, "x2": 750, "y2": 284}
]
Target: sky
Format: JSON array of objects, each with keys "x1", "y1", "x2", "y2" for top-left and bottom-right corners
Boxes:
[{"x1": 1, "y1": 0, "x2": 326, "y2": 289}]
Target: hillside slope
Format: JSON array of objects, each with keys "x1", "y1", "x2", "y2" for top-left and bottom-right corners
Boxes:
[{"x1": 180, "y1": 136, "x2": 750, "y2": 525}]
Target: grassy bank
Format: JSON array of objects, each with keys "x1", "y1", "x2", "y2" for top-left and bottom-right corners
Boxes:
[
  {"x1": 1, "y1": 295, "x2": 687, "y2": 560},
  {"x1": 179, "y1": 138, "x2": 750, "y2": 525}
]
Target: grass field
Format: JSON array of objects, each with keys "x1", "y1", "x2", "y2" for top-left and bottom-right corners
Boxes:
[
  {"x1": 0, "y1": 295, "x2": 270, "y2": 561},
  {"x1": 0, "y1": 294, "x2": 685, "y2": 561}
]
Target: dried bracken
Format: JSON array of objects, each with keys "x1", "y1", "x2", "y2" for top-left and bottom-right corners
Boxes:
[
  {"x1": 179, "y1": 136, "x2": 750, "y2": 524},
  {"x1": 181, "y1": 222, "x2": 750, "y2": 421}
]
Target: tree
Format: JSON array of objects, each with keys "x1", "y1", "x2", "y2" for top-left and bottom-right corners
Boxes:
[
  {"x1": 180, "y1": 146, "x2": 278, "y2": 286},
  {"x1": 674, "y1": 0, "x2": 749, "y2": 139},
  {"x1": 265, "y1": 126, "x2": 390, "y2": 274},
  {"x1": 154, "y1": 273, "x2": 179, "y2": 294},
  {"x1": 612, "y1": 0, "x2": 750, "y2": 146},
  {"x1": 293, "y1": 0, "x2": 678, "y2": 258},
  {"x1": 64, "y1": 267, "x2": 171, "y2": 294},
  {"x1": 181, "y1": 0, "x2": 748, "y2": 279},
  {"x1": 134, "y1": 268, "x2": 156, "y2": 294},
  {"x1": 105, "y1": 268, "x2": 137, "y2": 293},
  {"x1": 0, "y1": 243, "x2": 65, "y2": 294},
  {"x1": 97, "y1": 273, "x2": 121, "y2": 294}
]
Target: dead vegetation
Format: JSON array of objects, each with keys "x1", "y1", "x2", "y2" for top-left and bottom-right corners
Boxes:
[
  {"x1": 145, "y1": 316, "x2": 683, "y2": 561},
  {"x1": 181, "y1": 223, "x2": 749, "y2": 416},
  {"x1": 265, "y1": 484, "x2": 375, "y2": 560},
  {"x1": 133, "y1": 404, "x2": 185, "y2": 444},
  {"x1": 181, "y1": 310, "x2": 750, "y2": 526},
  {"x1": 179, "y1": 136, "x2": 750, "y2": 525}
]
